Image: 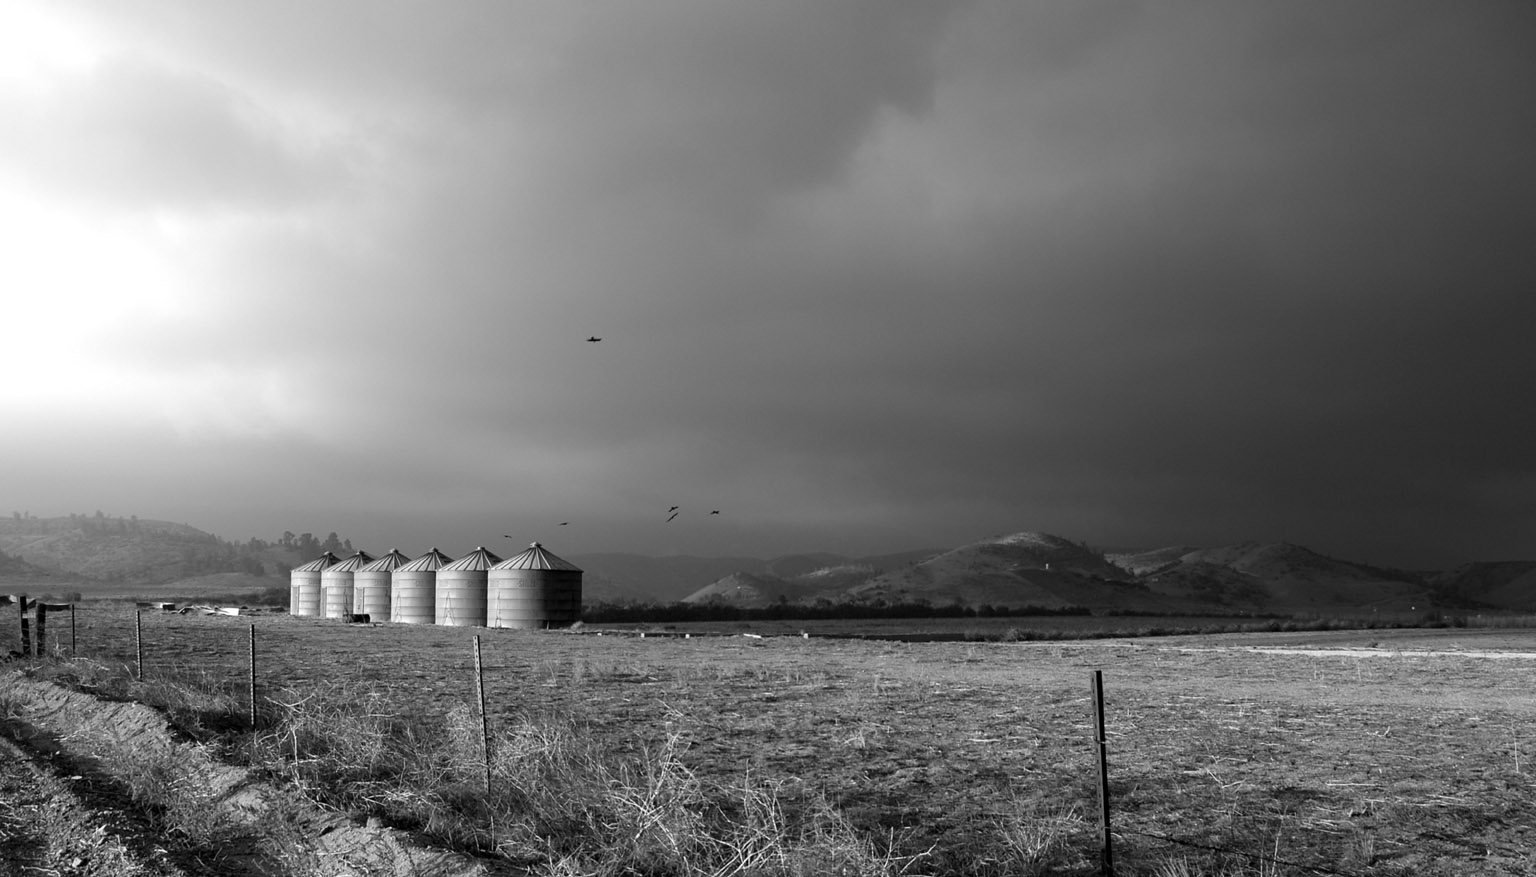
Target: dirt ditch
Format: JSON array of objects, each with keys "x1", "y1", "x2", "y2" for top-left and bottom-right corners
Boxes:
[{"x1": 0, "y1": 671, "x2": 490, "y2": 877}]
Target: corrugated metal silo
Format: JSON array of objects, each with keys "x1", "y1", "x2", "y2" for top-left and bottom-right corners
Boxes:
[
  {"x1": 290, "y1": 552, "x2": 340, "y2": 617},
  {"x1": 392, "y1": 548, "x2": 453, "y2": 624},
  {"x1": 435, "y1": 546, "x2": 502, "y2": 627},
  {"x1": 320, "y1": 550, "x2": 375, "y2": 619},
  {"x1": 489, "y1": 542, "x2": 584, "y2": 629},
  {"x1": 354, "y1": 549, "x2": 410, "y2": 620}
]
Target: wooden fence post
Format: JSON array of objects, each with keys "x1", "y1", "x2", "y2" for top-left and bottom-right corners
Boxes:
[
  {"x1": 135, "y1": 610, "x2": 144, "y2": 680},
  {"x1": 1092, "y1": 669, "x2": 1114, "y2": 876},
  {"x1": 70, "y1": 604, "x2": 76, "y2": 658},
  {"x1": 17, "y1": 595, "x2": 29, "y2": 657},
  {"x1": 34, "y1": 604, "x2": 46, "y2": 658}
]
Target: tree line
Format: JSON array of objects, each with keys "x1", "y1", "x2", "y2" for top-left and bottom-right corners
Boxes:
[{"x1": 579, "y1": 600, "x2": 1092, "y2": 624}]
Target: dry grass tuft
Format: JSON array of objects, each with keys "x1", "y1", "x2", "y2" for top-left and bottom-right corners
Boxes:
[{"x1": 250, "y1": 685, "x2": 926, "y2": 875}]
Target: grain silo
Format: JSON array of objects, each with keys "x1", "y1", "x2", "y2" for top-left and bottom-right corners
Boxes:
[
  {"x1": 290, "y1": 552, "x2": 340, "y2": 617},
  {"x1": 435, "y1": 546, "x2": 502, "y2": 627},
  {"x1": 488, "y1": 542, "x2": 584, "y2": 629},
  {"x1": 354, "y1": 549, "x2": 410, "y2": 620},
  {"x1": 391, "y1": 548, "x2": 453, "y2": 624},
  {"x1": 320, "y1": 550, "x2": 375, "y2": 619}
]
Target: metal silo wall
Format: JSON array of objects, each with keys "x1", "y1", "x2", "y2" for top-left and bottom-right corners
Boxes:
[
  {"x1": 293, "y1": 570, "x2": 325, "y2": 617},
  {"x1": 391, "y1": 570, "x2": 437, "y2": 624},
  {"x1": 353, "y1": 570, "x2": 392, "y2": 619},
  {"x1": 546, "y1": 569, "x2": 582, "y2": 626},
  {"x1": 488, "y1": 568, "x2": 582, "y2": 629},
  {"x1": 435, "y1": 570, "x2": 488, "y2": 626},
  {"x1": 487, "y1": 568, "x2": 542, "y2": 629},
  {"x1": 321, "y1": 570, "x2": 355, "y2": 619}
]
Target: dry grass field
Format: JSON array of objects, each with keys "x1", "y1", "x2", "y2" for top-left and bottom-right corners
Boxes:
[{"x1": 6, "y1": 607, "x2": 1535, "y2": 875}]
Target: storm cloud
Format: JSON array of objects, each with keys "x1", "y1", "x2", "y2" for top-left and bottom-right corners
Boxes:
[{"x1": 2, "y1": 1, "x2": 1533, "y2": 568}]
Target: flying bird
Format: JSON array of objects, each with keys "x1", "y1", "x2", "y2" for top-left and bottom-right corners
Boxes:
[
  {"x1": 710, "y1": 510, "x2": 720, "y2": 515},
  {"x1": 668, "y1": 505, "x2": 679, "y2": 512},
  {"x1": 586, "y1": 336, "x2": 602, "y2": 342},
  {"x1": 559, "y1": 522, "x2": 569, "y2": 526},
  {"x1": 666, "y1": 511, "x2": 679, "y2": 523}
]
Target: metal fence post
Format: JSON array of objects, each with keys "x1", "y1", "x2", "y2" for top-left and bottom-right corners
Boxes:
[
  {"x1": 1092, "y1": 669, "x2": 1114, "y2": 876},
  {"x1": 473, "y1": 635, "x2": 491, "y2": 794},
  {"x1": 249, "y1": 623, "x2": 258, "y2": 729}
]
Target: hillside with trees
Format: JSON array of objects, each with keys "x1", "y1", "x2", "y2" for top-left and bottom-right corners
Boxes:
[{"x1": 0, "y1": 512, "x2": 356, "y2": 586}]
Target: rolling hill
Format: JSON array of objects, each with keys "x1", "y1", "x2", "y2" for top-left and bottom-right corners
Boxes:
[
  {"x1": 4, "y1": 512, "x2": 1530, "y2": 614},
  {"x1": 1112, "y1": 542, "x2": 1432, "y2": 612},
  {"x1": 678, "y1": 533, "x2": 1494, "y2": 616},
  {"x1": 837, "y1": 532, "x2": 1168, "y2": 612},
  {"x1": 0, "y1": 513, "x2": 277, "y2": 583},
  {"x1": 681, "y1": 571, "x2": 791, "y2": 607},
  {"x1": 573, "y1": 548, "x2": 945, "y2": 605},
  {"x1": 0, "y1": 513, "x2": 346, "y2": 592},
  {"x1": 569, "y1": 554, "x2": 768, "y2": 604},
  {"x1": 1426, "y1": 562, "x2": 1536, "y2": 610},
  {"x1": 0, "y1": 544, "x2": 84, "y2": 593}
]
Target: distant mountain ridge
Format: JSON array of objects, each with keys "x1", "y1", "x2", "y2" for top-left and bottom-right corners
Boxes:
[
  {"x1": 573, "y1": 548, "x2": 942, "y2": 604},
  {"x1": 674, "y1": 533, "x2": 1527, "y2": 614},
  {"x1": 1110, "y1": 542, "x2": 1431, "y2": 612},
  {"x1": 2, "y1": 514, "x2": 1530, "y2": 613}
]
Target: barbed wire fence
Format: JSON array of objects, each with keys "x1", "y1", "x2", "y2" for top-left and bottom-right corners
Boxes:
[{"x1": 6, "y1": 602, "x2": 1527, "y2": 877}]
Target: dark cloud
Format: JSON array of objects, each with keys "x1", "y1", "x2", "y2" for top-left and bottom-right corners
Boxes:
[{"x1": 3, "y1": 2, "x2": 1534, "y2": 569}]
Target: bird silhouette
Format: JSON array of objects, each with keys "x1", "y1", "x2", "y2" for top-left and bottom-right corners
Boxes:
[
  {"x1": 668, "y1": 505, "x2": 679, "y2": 512},
  {"x1": 666, "y1": 511, "x2": 679, "y2": 523},
  {"x1": 586, "y1": 336, "x2": 602, "y2": 342},
  {"x1": 710, "y1": 510, "x2": 720, "y2": 515},
  {"x1": 559, "y1": 522, "x2": 569, "y2": 526}
]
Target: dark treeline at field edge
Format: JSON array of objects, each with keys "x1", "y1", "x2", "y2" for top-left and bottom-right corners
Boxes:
[{"x1": 578, "y1": 601, "x2": 1092, "y2": 624}]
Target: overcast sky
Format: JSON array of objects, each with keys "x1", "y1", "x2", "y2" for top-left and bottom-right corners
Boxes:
[{"x1": 2, "y1": 1, "x2": 1533, "y2": 568}]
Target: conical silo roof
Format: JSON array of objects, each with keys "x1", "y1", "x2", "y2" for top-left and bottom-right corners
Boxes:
[
  {"x1": 358, "y1": 548, "x2": 412, "y2": 573},
  {"x1": 494, "y1": 542, "x2": 582, "y2": 572},
  {"x1": 325, "y1": 550, "x2": 377, "y2": 573},
  {"x1": 295, "y1": 551, "x2": 341, "y2": 572},
  {"x1": 398, "y1": 548, "x2": 455, "y2": 572},
  {"x1": 442, "y1": 546, "x2": 503, "y2": 571}
]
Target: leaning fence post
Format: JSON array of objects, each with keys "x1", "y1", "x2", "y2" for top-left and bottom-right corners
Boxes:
[
  {"x1": 1092, "y1": 669, "x2": 1114, "y2": 876},
  {"x1": 135, "y1": 609, "x2": 144, "y2": 680},
  {"x1": 473, "y1": 635, "x2": 491, "y2": 794}
]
